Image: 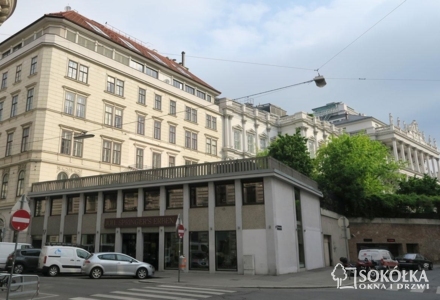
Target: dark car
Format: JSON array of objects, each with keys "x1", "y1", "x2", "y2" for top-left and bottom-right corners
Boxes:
[
  {"x1": 5, "y1": 248, "x2": 41, "y2": 274},
  {"x1": 396, "y1": 253, "x2": 433, "y2": 271}
]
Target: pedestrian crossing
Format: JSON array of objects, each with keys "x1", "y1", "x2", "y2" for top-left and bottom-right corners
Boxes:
[
  {"x1": 385, "y1": 284, "x2": 440, "y2": 294},
  {"x1": 69, "y1": 285, "x2": 236, "y2": 300}
]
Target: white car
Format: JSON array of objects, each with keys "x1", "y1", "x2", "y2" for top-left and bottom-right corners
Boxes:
[
  {"x1": 82, "y1": 252, "x2": 155, "y2": 279},
  {"x1": 38, "y1": 245, "x2": 90, "y2": 276}
]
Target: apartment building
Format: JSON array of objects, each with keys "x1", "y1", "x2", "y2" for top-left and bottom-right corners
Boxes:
[
  {"x1": 0, "y1": 8, "x2": 222, "y2": 240},
  {"x1": 312, "y1": 102, "x2": 440, "y2": 178}
]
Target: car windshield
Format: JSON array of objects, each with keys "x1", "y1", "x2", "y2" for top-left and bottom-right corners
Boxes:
[{"x1": 403, "y1": 254, "x2": 416, "y2": 259}]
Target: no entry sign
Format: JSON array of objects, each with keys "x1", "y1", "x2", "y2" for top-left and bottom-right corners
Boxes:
[
  {"x1": 10, "y1": 209, "x2": 31, "y2": 231},
  {"x1": 177, "y1": 224, "x2": 185, "y2": 238}
]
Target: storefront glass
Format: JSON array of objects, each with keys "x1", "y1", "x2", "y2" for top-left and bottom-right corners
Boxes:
[
  {"x1": 81, "y1": 234, "x2": 95, "y2": 252},
  {"x1": 100, "y1": 234, "x2": 115, "y2": 252},
  {"x1": 144, "y1": 233, "x2": 159, "y2": 269},
  {"x1": 164, "y1": 232, "x2": 180, "y2": 269},
  {"x1": 122, "y1": 233, "x2": 136, "y2": 258},
  {"x1": 215, "y1": 231, "x2": 237, "y2": 271},
  {"x1": 189, "y1": 231, "x2": 209, "y2": 270}
]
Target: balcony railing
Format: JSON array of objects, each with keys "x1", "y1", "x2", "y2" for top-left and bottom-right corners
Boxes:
[{"x1": 30, "y1": 157, "x2": 318, "y2": 194}]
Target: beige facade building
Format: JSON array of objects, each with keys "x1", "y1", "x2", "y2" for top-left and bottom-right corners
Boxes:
[{"x1": 0, "y1": 9, "x2": 222, "y2": 240}]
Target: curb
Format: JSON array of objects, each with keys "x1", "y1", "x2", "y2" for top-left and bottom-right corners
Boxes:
[{"x1": 139, "y1": 280, "x2": 335, "y2": 289}]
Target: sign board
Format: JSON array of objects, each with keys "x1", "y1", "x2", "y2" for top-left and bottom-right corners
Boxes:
[
  {"x1": 387, "y1": 238, "x2": 396, "y2": 243},
  {"x1": 177, "y1": 224, "x2": 185, "y2": 238},
  {"x1": 10, "y1": 209, "x2": 31, "y2": 231},
  {"x1": 275, "y1": 225, "x2": 282, "y2": 231},
  {"x1": 337, "y1": 217, "x2": 349, "y2": 228}
]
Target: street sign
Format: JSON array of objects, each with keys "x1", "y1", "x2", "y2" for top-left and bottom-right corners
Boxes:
[
  {"x1": 10, "y1": 209, "x2": 31, "y2": 231},
  {"x1": 177, "y1": 224, "x2": 185, "y2": 238},
  {"x1": 337, "y1": 217, "x2": 349, "y2": 228}
]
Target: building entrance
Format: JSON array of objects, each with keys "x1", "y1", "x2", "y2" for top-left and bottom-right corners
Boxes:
[
  {"x1": 122, "y1": 233, "x2": 136, "y2": 258},
  {"x1": 143, "y1": 233, "x2": 159, "y2": 270}
]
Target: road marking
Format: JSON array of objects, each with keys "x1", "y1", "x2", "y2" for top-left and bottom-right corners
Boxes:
[
  {"x1": 115, "y1": 291, "x2": 194, "y2": 300},
  {"x1": 158, "y1": 285, "x2": 235, "y2": 293},
  {"x1": 410, "y1": 288, "x2": 425, "y2": 293},
  {"x1": 129, "y1": 288, "x2": 211, "y2": 298},
  {"x1": 149, "y1": 286, "x2": 225, "y2": 295},
  {"x1": 91, "y1": 294, "x2": 145, "y2": 300},
  {"x1": 70, "y1": 298, "x2": 100, "y2": 300},
  {"x1": 436, "y1": 286, "x2": 440, "y2": 294},
  {"x1": 387, "y1": 284, "x2": 399, "y2": 291}
]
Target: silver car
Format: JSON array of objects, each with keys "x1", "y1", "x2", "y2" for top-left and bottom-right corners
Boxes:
[{"x1": 82, "y1": 252, "x2": 155, "y2": 279}]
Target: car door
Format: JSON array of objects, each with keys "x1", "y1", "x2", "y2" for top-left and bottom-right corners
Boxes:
[
  {"x1": 415, "y1": 254, "x2": 425, "y2": 267},
  {"x1": 75, "y1": 249, "x2": 90, "y2": 271},
  {"x1": 25, "y1": 249, "x2": 40, "y2": 271},
  {"x1": 98, "y1": 254, "x2": 117, "y2": 275},
  {"x1": 115, "y1": 254, "x2": 137, "y2": 275}
]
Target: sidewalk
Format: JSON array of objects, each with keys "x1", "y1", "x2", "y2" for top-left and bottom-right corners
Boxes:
[{"x1": 141, "y1": 267, "x2": 338, "y2": 289}]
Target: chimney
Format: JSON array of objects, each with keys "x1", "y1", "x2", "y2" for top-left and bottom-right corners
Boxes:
[
  {"x1": 65, "y1": 6, "x2": 71, "y2": 11},
  {"x1": 181, "y1": 51, "x2": 185, "y2": 67}
]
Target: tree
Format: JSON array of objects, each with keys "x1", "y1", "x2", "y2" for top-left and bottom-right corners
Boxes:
[
  {"x1": 267, "y1": 129, "x2": 313, "y2": 176},
  {"x1": 397, "y1": 174, "x2": 440, "y2": 196},
  {"x1": 314, "y1": 133, "x2": 404, "y2": 216}
]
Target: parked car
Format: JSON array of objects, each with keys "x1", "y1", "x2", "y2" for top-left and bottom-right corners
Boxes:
[
  {"x1": 5, "y1": 248, "x2": 41, "y2": 274},
  {"x1": 82, "y1": 252, "x2": 155, "y2": 279},
  {"x1": 0, "y1": 242, "x2": 33, "y2": 270},
  {"x1": 396, "y1": 253, "x2": 433, "y2": 271},
  {"x1": 38, "y1": 245, "x2": 90, "y2": 276},
  {"x1": 356, "y1": 249, "x2": 398, "y2": 277}
]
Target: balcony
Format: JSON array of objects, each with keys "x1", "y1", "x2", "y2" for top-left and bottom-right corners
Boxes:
[{"x1": 30, "y1": 157, "x2": 319, "y2": 195}]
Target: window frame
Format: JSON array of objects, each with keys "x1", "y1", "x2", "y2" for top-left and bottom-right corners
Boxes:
[
  {"x1": 242, "y1": 179, "x2": 264, "y2": 205},
  {"x1": 1, "y1": 174, "x2": 8, "y2": 199},
  {"x1": 137, "y1": 115, "x2": 145, "y2": 135},
  {"x1": 30, "y1": 56, "x2": 38, "y2": 75},
  {"x1": 10, "y1": 95, "x2": 18, "y2": 117},
  {"x1": 1, "y1": 72, "x2": 7, "y2": 89},
  {"x1": 5, "y1": 132, "x2": 13, "y2": 156},
  {"x1": 15, "y1": 65, "x2": 22, "y2": 83},
  {"x1": 154, "y1": 94, "x2": 162, "y2": 110},
  {"x1": 215, "y1": 181, "x2": 235, "y2": 206},
  {"x1": 169, "y1": 100, "x2": 176, "y2": 115},
  {"x1": 166, "y1": 186, "x2": 184, "y2": 209},
  {"x1": 189, "y1": 184, "x2": 209, "y2": 208},
  {"x1": 153, "y1": 121, "x2": 161, "y2": 140},
  {"x1": 26, "y1": 88, "x2": 34, "y2": 111},
  {"x1": 85, "y1": 193, "x2": 98, "y2": 214},
  {"x1": 152, "y1": 152, "x2": 161, "y2": 169},
  {"x1": 144, "y1": 188, "x2": 160, "y2": 210},
  {"x1": 21, "y1": 127, "x2": 30, "y2": 152},
  {"x1": 50, "y1": 197, "x2": 63, "y2": 216},
  {"x1": 136, "y1": 148, "x2": 144, "y2": 169},
  {"x1": 169, "y1": 125, "x2": 176, "y2": 144},
  {"x1": 123, "y1": 190, "x2": 138, "y2": 212},
  {"x1": 67, "y1": 195, "x2": 80, "y2": 214},
  {"x1": 103, "y1": 192, "x2": 117, "y2": 213},
  {"x1": 138, "y1": 88, "x2": 146, "y2": 105}
]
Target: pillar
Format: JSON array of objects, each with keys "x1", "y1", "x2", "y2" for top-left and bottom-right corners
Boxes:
[
  {"x1": 58, "y1": 195, "x2": 67, "y2": 242},
  {"x1": 208, "y1": 182, "x2": 215, "y2": 273},
  {"x1": 431, "y1": 157, "x2": 436, "y2": 177},
  {"x1": 392, "y1": 140, "x2": 398, "y2": 161},
  {"x1": 400, "y1": 142, "x2": 406, "y2": 162},
  {"x1": 235, "y1": 179, "x2": 244, "y2": 274},
  {"x1": 95, "y1": 192, "x2": 104, "y2": 252},
  {"x1": 158, "y1": 186, "x2": 166, "y2": 271},
  {"x1": 223, "y1": 110, "x2": 229, "y2": 148},
  {"x1": 420, "y1": 152, "x2": 427, "y2": 173},
  {"x1": 76, "y1": 193, "x2": 85, "y2": 244},
  {"x1": 407, "y1": 146, "x2": 414, "y2": 171},
  {"x1": 114, "y1": 189, "x2": 123, "y2": 252},
  {"x1": 136, "y1": 188, "x2": 144, "y2": 261},
  {"x1": 414, "y1": 150, "x2": 421, "y2": 173}
]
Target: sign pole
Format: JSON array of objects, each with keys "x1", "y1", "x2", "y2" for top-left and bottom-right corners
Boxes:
[{"x1": 178, "y1": 237, "x2": 181, "y2": 283}]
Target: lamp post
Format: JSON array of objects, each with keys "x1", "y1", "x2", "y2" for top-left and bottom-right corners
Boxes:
[{"x1": 73, "y1": 132, "x2": 95, "y2": 140}]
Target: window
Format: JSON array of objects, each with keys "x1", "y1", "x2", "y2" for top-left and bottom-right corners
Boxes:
[
  {"x1": 64, "y1": 91, "x2": 86, "y2": 118},
  {"x1": 206, "y1": 115, "x2": 217, "y2": 130},
  {"x1": 104, "y1": 104, "x2": 123, "y2": 129},
  {"x1": 242, "y1": 180, "x2": 264, "y2": 204},
  {"x1": 144, "y1": 188, "x2": 160, "y2": 210},
  {"x1": 116, "y1": 79, "x2": 124, "y2": 96},
  {"x1": 169, "y1": 100, "x2": 176, "y2": 115},
  {"x1": 67, "y1": 195, "x2": 80, "y2": 214},
  {"x1": 100, "y1": 234, "x2": 115, "y2": 252},
  {"x1": 60, "y1": 130, "x2": 83, "y2": 157},
  {"x1": 260, "y1": 138, "x2": 267, "y2": 150},
  {"x1": 123, "y1": 190, "x2": 138, "y2": 211},
  {"x1": 21, "y1": 127, "x2": 30, "y2": 152},
  {"x1": 169, "y1": 125, "x2": 176, "y2": 144},
  {"x1": 5, "y1": 133, "x2": 13, "y2": 156},
  {"x1": 185, "y1": 85, "x2": 195, "y2": 95},
  {"x1": 190, "y1": 185, "x2": 208, "y2": 208},
  {"x1": 196, "y1": 90, "x2": 206, "y2": 100},
  {"x1": 130, "y1": 60, "x2": 144, "y2": 72},
  {"x1": 67, "y1": 60, "x2": 78, "y2": 79},
  {"x1": 152, "y1": 152, "x2": 161, "y2": 169},
  {"x1": 102, "y1": 140, "x2": 121, "y2": 164},
  {"x1": 85, "y1": 193, "x2": 98, "y2": 214},
  {"x1": 57, "y1": 172, "x2": 68, "y2": 180},
  {"x1": 154, "y1": 94, "x2": 162, "y2": 110},
  {"x1": 10, "y1": 95, "x2": 18, "y2": 117},
  {"x1": 166, "y1": 186, "x2": 183, "y2": 208},
  {"x1": 216, "y1": 231, "x2": 237, "y2": 271},
  {"x1": 138, "y1": 88, "x2": 146, "y2": 105},
  {"x1": 51, "y1": 197, "x2": 62, "y2": 216},
  {"x1": 185, "y1": 160, "x2": 197, "y2": 165},
  {"x1": 247, "y1": 134, "x2": 255, "y2": 153},
  {"x1": 103, "y1": 192, "x2": 117, "y2": 213},
  {"x1": 215, "y1": 182, "x2": 235, "y2": 206},
  {"x1": 26, "y1": 88, "x2": 34, "y2": 111},
  {"x1": 15, "y1": 65, "x2": 21, "y2": 82},
  {"x1": 0, "y1": 102, "x2": 3, "y2": 121},
  {"x1": 136, "y1": 148, "x2": 144, "y2": 169},
  {"x1": 79, "y1": 65, "x2": 89, "y2": 83},
  {"x1": 106, "y1": 76, "x2": 115, "y2": 93},
  {"x1": 34, "y1": 198, "x2": 46, "y2": 216},
  {"x1": 234, "y1": 130, "x2": 241, "y2": 150},
  {"x1": 185, "y1": 106, "x2": 197, "y2": 123},
  {"x1": 30, "y1": 56, "x2": 37, "y2": 75},
  {"x1": 206, "y1": 138, "x2": 217, "y2": 155},
  {"x1": 137, "y1": 115, "x2": 145, "y2": 135},
  {"x1": 169, "y1": 156, "x2": 175, "y2": 167},
  {"x1": 184, "y1": 131, "x2": 198, "y2": 150},
  {"x1": 145, "y1": 67, "x2": 158, "y2": 79},
  {"x1": 15, "y1": 171, "x2": 25, "y2": 196},
  {"x1": 173, "y1": 79, "x2": 183, "y2": 90},
  {"x1": 154, "y1": 121, "x2": 161, "y2": 140},
  {"x1": 1, "y1": 72, "x2": 7, "y2": 89},
  {"x1": 1, "y1": 174, "x2": 8, "y2": 199},
  {"x1": 189, "y1": 232, "x2": 209, "y2": 270},
  {"x1": 207, "y1": 95, "x2": 212, "y2": 103}
]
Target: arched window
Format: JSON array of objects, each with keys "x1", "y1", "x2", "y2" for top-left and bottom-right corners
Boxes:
[
  {"x1": 1, "y1": 174, "x2": 8, "y2": 199},
  {"x1": 57, "y1": 172, "x2": 68, "y2": 180},
  {"x1": 70, "y1": 174, "x2": 79, "y2": 179},
  {"x1": 16, "y1": 171, "x2": 25, "y2": 196}
]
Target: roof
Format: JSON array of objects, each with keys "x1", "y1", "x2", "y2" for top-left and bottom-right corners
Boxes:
[
  {"x1": 330, "y1": 114, "x2": 371, "y2": 125},
  {"x1": 45, "y1": 10, "x2": 220, "y2": 94}
]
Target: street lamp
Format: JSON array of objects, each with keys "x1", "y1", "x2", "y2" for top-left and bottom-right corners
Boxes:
[
  {"x1": 313, "y1": 75, "x2": 326, "y2": 88},
  {"x1": 73, "y1": 132, "x2": 95, "y2": 140}
]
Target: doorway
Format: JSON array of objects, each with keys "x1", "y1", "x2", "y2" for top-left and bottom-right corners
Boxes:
[
  {"x1": 144, "y1": 233, "x2": 159, "y2": 270},
  {"x1": 323, "y1": 235, "x2": 333, "y2": 266},
  {"x1": 122, "y1": 233, "x2": 137, "y2": 258}
]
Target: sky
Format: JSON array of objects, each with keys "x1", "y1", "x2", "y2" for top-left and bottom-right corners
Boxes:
[{"x1": 1, "y1": 0, "x2": 439, "y2": 144}]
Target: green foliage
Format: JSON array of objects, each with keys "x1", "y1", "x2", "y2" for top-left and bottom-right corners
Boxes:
[
  {"x1": 397, "y1": 174, "x2": 440, "y2": 196},
  {"x1": 267, "y1": 129, "x2": 313, "y2": 176},
  {"x1": 256, "y1": 148, "x2": 269, "y2": 157},
  {"x1": 314, "y1": 133, "x2": 404, "y2": 216}
]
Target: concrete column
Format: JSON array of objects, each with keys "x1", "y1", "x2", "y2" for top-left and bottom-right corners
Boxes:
[
  {"x1": 234, "y1": 179, "x2": 244, "y2": 274},
  {"x1": 42, "y1": 197, "x2": 50, "y2": 245},
  {"x1": 255, "y1": 123, "x2": 260, "y2": 153},
  {"x1": 182, "y1": 184, "x2": 190, "y2": 272},
  {"x1": 414, "y1": 149, "x2": 421, "y2": 173},
  {"x1": 420, "y1": 152, "x2": 427, "y2": 173},
  {"x1": 431, "y1": 157, "x2": 436, "y2": 177},
  {"x1": 115, "y1": 190, "x2": 123, "y2": 252},
  {"x1": 208, "y1": 182, "x2": 215, "y2": 274},
  {"x1": 228, "y1": 115, "x2": 233, "y2": 149},
  {"x1": 77, "y1": 193, "x2": 85, "y2": 243},
  {"x1": 392, "y1": 140, "x2": 398, "y2": 161},
  {"x1": 95, "y1": 192, "x2": 104, "y2": 252},
  {"x1": 242, "y1": 119, "x2": 247, "y2": 157},
  {"x1": 58, "y1": 195, "x2": 67, "y2": 242},
  {"x1": 263, "y1": 177, "x2": 278, "y2": 275},
  {"x1": 400, "y1": 142, "x2": 406, "y2": 161},
  {"x1": 437, "y1": 159, "x2": 440, "y2": 179},
  {"x1": 158, "y1": 186, "x2": 166, "y2": 271},
  {"x1": 223, "y1": 111, "x2": 229, "y2": 148},
  {"x1": 136, "y1": 188, "x2": 144, "y2": 261},
  {"x1": 407, "y1": 147, "x2": 414, "y2": 170}
]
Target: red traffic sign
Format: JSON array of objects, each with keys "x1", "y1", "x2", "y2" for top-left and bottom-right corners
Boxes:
[
  {"x1": 10, "y1": 209, "x2": 31, "y2": 231},
  {"x1": 177, "y1": 224, "x2": 185, "y2": 238}
]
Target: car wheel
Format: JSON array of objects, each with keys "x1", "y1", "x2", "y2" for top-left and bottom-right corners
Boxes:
[
  {"x1": 90, "y1": 267, "x2": 103, "y2": 279},
  {"x1": 429, "y1": 264, "x2": 433, "y2": 270},
  {"x1": 136, "y1": 267, "x2": 148, "y2": 279},
  {"x1": 423, "y1": 263, "x2": 430, "y2": 269},
  {"x1": 13, "y1": 264, "x2": 24, "y2": 274},
  {"x1": 48, "y1": 265, "x2": 59, "y2": 277}
]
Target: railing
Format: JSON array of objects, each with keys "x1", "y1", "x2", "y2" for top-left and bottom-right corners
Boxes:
[
  {"x1": 30, "y1": 157, "x2": 318, "y2": 194},
  {"x1": 0, "y1": 274, "x2": 39, "y2": 298}
]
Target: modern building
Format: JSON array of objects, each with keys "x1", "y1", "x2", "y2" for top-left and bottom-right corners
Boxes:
[
  {"x1": 27, "y1": 157, "x2": 325, "y2": 275},
  {"x1": 0, "y1": 0, "x2": 17, "y2": 26},
  {"x1": 217, "y1": 99, "x2": 343, "y2": 160},
  {"x1": 0, "y1": 8, "x2": 222, "y2": 241},
  {"x1": 312, "y1": 102, "x2": 440, "y2": 178}
]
